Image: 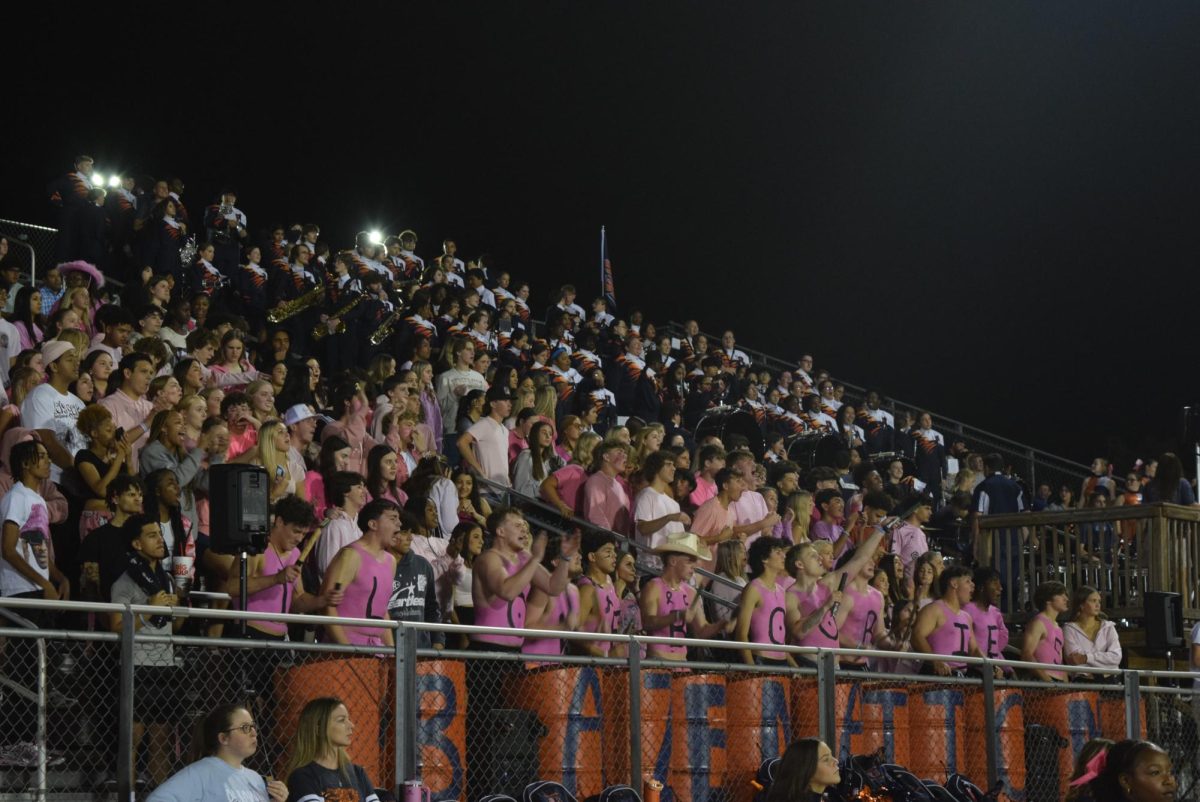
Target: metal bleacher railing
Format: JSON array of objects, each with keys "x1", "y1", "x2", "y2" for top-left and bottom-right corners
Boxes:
[
  {"x1": 660, "y1": 320, "x2": 1093, "y2": 496},
  {"x1": 1, "y1": 596, "x2": 1195, "y2": 802}
]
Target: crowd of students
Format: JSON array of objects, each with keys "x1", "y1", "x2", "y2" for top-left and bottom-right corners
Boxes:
[{"x1": 0, "y1": 157, "x2": 1173, "y2": 780}]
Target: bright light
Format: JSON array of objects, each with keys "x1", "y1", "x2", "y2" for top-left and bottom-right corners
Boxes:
[
  {"x1": 92, "y1": 172, "x2": 106, "y2": 188},
  {"x1": 108, "y1": 175, "x2": 121, "y2": 189},
  {"x1": 368, "y1": 230, "x2": 383, "y2": 245}
]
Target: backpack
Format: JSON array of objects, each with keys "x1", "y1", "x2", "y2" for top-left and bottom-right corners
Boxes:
[
  {"x1": 523, "y1": 780, "x2": 578, "y2": 802},
  {"x1": 751, "y1": 757, "x2": 781, "y2": 802}
]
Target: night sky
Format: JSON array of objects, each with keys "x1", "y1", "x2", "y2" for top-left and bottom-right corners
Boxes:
[{"x1": 8, "y1": 3, "x2": 1200, "y2": 469}]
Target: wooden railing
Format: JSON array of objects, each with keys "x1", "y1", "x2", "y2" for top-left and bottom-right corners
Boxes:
[{"x1": 976, "y1": 503, "x2": 1200, "y2": 622}]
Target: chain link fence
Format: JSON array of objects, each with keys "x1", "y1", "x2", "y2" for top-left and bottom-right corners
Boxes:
[
  {"x1": 0, "y1": 218, "x2": 58, "y2": 285},
  {"x1": 0, "y1": 601, "x2": 1180, "y2": 802}
]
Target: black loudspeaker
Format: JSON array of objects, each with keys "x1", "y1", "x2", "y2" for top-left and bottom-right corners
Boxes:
[
  {"x1": 209, "y1": 464, "x2": 270, "y2": 554},
  {"x1": 1145, "y1": 591, "x2": 1184, "y2": 653}
]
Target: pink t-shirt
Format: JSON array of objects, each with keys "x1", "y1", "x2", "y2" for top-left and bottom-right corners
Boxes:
[
  {"x1": 688, "y1": 476, "x2": 717, "y2": 509},
  {"x1": 466, "y1": 416, "x2": 511, "y2": 488},
  {"x1": 731, "y1": 490, "x2": 770, "y2": 548},
  {"x1": 98, "y1": 389, "x2": 153, "y2": 471},
  {"x1": 543, "y1": 464, "x2": 588, "y2": 514},
  {"x1": 582, "y1": 471, "x2": 631, "y2": 534},
  {"x1": 890, "y1": 523, "x2": 929, "y2": 586},
  {"x1": 226, "y1": 425, "x2": 259, "y2": 461},
  {"x1": 691, "y1": 496, "x2": 734, "y2": 571}
]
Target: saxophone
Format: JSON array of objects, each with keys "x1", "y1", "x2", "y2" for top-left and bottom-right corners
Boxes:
[
  {"x1": 267, "y1": 285, "x2": 325, "y2": 323},
  {"x1": 312, "y1": 293, "x2": 364, "y2": 340},
  {"x1": 369, "y1": 308, "x2": 401, "y2": 346}
]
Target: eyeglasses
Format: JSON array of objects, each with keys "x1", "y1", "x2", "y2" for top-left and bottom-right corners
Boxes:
[{"x1": 223, "y1": 723, "x2": 258, "y2": 735}]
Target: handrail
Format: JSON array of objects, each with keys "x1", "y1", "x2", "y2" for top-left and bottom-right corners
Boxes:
[
  {"x1": 0, "y1": 596, "x2": 1117, "y2": 678},
  {"x1": 978, "y1": 501, "x2": 1200, "y2": 528},
  {"x1": 663, "y1": 319, "x2": 1093, "y2": 484},
  {"x1": 475, "y1": 475, "x2": 746, "y2": 605}
]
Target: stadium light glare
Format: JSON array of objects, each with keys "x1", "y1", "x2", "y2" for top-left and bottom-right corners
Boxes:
[
  {"x1": 92, "y1": 172, "x2": 106, "y2": 188},
  {"x1": 368, "y1": 230, "x2": 383, "y2": 245},
  {"x1": 108, "y1": 175, "x2": 121, "y2": 189}
]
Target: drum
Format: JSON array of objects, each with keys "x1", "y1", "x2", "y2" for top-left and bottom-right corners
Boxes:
[
  {"x1": 694, "y1": 407, "x2": 764, "y2": 458},
  {"x1": 786, "y1": 433, "x2": 844, "y2": 469}
]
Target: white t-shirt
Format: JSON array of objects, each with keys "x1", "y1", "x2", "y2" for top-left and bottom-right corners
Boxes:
[
  {"x1": 0, "y1": 483, "x2": 52, "y2": 596},
  {"x1": 633, "y1": 486, "x2": 684, "y2": 552},
  {"x1": 0, "y1": 318, "x2": 20, "y2": 385},
  {"x1": 465, "y1": 416, "x2": 510, "y2": 487},
  {"x1": 20, "y1": 384, "x2": 86, "y2": 483},
  {"x1": 1190, "y1": 621, "x2": 1200, "y2": 672},
  {"x1": 435, "y1": 368, "x2": 487, "y2": 434}
]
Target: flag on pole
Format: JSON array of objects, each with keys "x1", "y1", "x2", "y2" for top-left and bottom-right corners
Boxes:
[{"x1": 600, "y1": 225, "x2": 617, "y2": 311}]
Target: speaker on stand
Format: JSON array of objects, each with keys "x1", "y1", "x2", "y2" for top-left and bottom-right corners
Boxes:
[
  {"x1": 1179, "y1": 405, "x2": 1200, "y2": 486},
  {"x1": 209, "y1": 465, "x2": 271, "y2": 637}
]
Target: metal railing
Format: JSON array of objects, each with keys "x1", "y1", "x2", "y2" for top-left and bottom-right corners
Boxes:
[
  {"x1": 978, "y1": 501, "x2": 1200, "y2": 620},
  {"x1": 1, "y1": 596, "x2": 1189, "y2": 802},
  {"x1": 662, "y1": 320, "x2": 1093, "y2": 496},
  {"x1": 0, "y1": 218, "x2": 58, "y2": 284}
]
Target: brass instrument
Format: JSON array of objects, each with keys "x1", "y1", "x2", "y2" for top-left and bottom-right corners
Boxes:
[
  {"x1": 369, "y1": 309, "x2": 401, "y2": 346},
  {"x1": 267, "y1": 285, "x2": 324, "y2": 323},
  {"x1": 312, "y1": 294, "x2": 364, "y2": 340}
]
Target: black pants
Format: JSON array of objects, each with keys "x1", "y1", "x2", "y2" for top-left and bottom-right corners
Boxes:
[{"x1": 465, "y1": 640, "x2": 522, "y2": 800}]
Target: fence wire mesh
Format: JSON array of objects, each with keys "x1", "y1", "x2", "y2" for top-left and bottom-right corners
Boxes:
[
  {"x1": 0, "y1": 218, "x2": 58, "y2": 284},
  {"x1": 1143, "y1": 684, "x2": 1200, "y2": 802},
  {"x1": 0, "y1": 608, "x2": 1178, "y2": 802},
  {"x1": 0, "y1": 632, "x2": 121, "y2": 794}
]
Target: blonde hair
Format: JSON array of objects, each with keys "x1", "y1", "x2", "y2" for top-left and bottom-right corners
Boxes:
[
  {"x1": 56, "y1": 328, "x2": 89, "y2": 357},
  {"x1": 572, "y1": 431, "x2": 603, "y2": 468},
  {"x1": 784, "y1": 491, "x2": 813, "y2": 541},
  {"x1": 533, "y1": 385, "x2": 557, "y2": 420},
  {"x1": 629, "y1": 422, "x2": 665, "y2": 475},
  {"x1": 256, "y1": 419, "x2": 288, "y2": 482},
  {"x1": 283, "y1": 697, "x2": 352, "y2": 783}
]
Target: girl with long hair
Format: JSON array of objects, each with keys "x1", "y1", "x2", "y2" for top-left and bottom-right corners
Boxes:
[
  {"x1": 234, "y1": 419, "x2": 300, "y2": 503},
  {"x1": 765, "y1": 738, "x2": 841, "y2": 802},
  {"x1": 511, "y1": 420, "x2": 563, "y2": 497},
  {"x1": 283, "y1": 697, "x2": 377, "y2": 802},
  {"x1": 305, "y1": 436, "x2": 351, "y2": 520},
  {"x1": 173, "y1": 357, "x2": 205, "y2": 396},
  {"x1": 143, "y1": 468, "x2": 192, "y2": 566},
  {"x1": 209, "y1": 330, "x2": 259, "y2": 392},
  {"x1": 12, "y1": 287, "x2": 43, "y2": 351},
  {"x1": 365, "y1": 443, "x2": 407, "y2": 507},
  {"x1": 141, "y1": 409, "x2": 217, "y2": 542},
  {"x1": 411, "y1": 359, "x2": 442, "y2": 449},
  {"x1": 83, "y1": 349, "x2": 115, "y2": 398},
  {"x1": 150, "y1": 703, "x2": 286, "y2": 802},
  {"x1": 1063, "y1": 585, "x2": 1123, "y2": 677},
  {"x1": 540, "y1": 431, "x2": 603, "y2": 517},
  {"x1": 912, "y1": 551, "x2": 939, "y2": 609},
  {"x1": 783, "y1": 491, "x2": 813, "y2": 543},
  {"x1": 402, "y1": 454, "x2": 458, "y2": 538},
  {"x1": 452, "y1": 467, "x2": 492, "y2": 526}
]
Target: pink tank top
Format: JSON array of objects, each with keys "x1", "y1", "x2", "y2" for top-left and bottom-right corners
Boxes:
[
  {"x1": 646, "y1": 577, "x2": 691, "y2": 658},
  {"x1": 1033, "y1": 612, "x2": 1066, "y2": 680},
  {"x1": 840, "y1": 584, "x2": 883, "y2": 663},
  {"x1": 340, "y1": 542, "x2": 393, "y2": 646},
  {"x1": 966, "y1": 602, "x2": 1008, "y2": 660},
  {"x1": 523, "y1": 585, "x2": 576, "y2": 656},
  {"x1": 247, "y1": 545, "x2": 300, "y2": 635},
  {"x1": 926, "y1": 600, "x2": 972, "y2": 668},
  {"x1": 749, "y1": 578, "x2": 787, "y2": 660},
  {"x1": 789, "y1": 582, "x2": 839, "y2": 649},
  {"x1": 473, "y1": 551, "x2": 531, "y2": 647},
  {"x1": 578, "y1": 575, "x2": 621, "y2": 655}
]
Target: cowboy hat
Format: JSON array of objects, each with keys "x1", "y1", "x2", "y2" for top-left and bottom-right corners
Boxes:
[{"x1": 654, "y1": 532, "x2": 713, "y2": 562}]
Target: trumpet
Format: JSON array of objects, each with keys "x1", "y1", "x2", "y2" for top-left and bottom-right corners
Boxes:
[
  {"x1": 370, "y1": 309, "x2": 401, "y2": 346},
  {"x1": 312, "y1": 294, "x2": 364, "y2": 340},
  {"x1": 267, "y1": 285, "x2": 324, "y2": 323}
]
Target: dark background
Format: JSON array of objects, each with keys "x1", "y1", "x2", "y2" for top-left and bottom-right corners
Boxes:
[{"x1": 6, "y1": 4, "x2": 1200, "y2": 468}]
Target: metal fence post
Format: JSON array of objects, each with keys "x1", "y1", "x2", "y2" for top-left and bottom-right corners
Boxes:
[
  {"x1": 628, "y1": 637, "x2": 642, "y2": 788},
  {"x1": 118, "y1": 608, "x2": 135, "y2": 802},
  {"x1": 980, "y1": 662, "x2": 998, "y2": 789},
  {"x1": 1123, "y1": 670, "x2": 1141, "y2": 738},
  {"x1": 36, "y1": 636, "x2": 47, "y2": 801},
  {"x1": 395, "y1": 625, "x2": 418, "y2": 790},
  {"x1": 817, "y1": 651, "x2": 837, "y2": 746}
]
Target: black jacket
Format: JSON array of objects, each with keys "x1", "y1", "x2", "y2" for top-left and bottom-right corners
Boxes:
[{"x1": 387, "y1": 550, "x2": 444, "y2": 647}]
